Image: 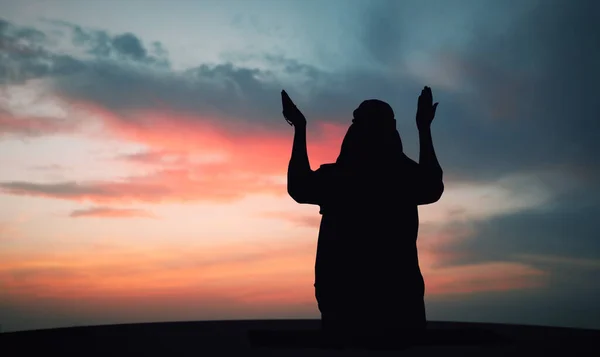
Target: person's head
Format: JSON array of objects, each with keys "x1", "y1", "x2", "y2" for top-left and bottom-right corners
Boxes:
[
  {"x1": 352, "y1": 99, "x2": 395, "y2": 129},
  {"x1": 336, "y1": 99, "x2": 403, "y2": 167}
]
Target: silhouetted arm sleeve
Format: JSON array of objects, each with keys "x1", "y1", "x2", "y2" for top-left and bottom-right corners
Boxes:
[
  {"x1": 287, "y1": 123, "x2": 325, "y2": 205},
  {"x1": 287, "y1": 167, "x2": 326, "y2": 205},
  {"x1": 416, "y1": 126, "x2": 444, "y2": 205},
  {"x1": 415, "y1": 163, "x2": 444, "y2": 205}
]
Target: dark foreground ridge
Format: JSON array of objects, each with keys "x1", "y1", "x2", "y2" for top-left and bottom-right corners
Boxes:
[{"x1": 1, "y1": 320, "x2": 598, "y2": 356}]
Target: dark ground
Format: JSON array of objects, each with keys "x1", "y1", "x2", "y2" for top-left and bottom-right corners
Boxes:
[{"x1": 1, "y1": 319, "x2": 598, "y2": 356}]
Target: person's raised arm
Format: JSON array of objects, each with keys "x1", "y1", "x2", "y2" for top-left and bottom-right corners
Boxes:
[
  {"x1": 282, "y1": 90, "x2": 320, "y2": 204},
  {"x1": 415, "y1": 86, "x2": 444, "y2": 205}
]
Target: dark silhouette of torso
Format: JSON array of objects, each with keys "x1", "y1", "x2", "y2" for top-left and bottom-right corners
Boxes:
[{"x1": 313, "y1": 157, "x2": 426, "y2": 329}]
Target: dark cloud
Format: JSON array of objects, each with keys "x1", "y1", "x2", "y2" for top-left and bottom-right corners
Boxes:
[
  {"x1": 451, "y1": 0, "x2": 600, "y2": 180},
  {"x1": 422, "y1": 183, "x2": 600, "y2": 330},
  {"x1": 0, "y1": 17, "x2": 421, "y2": 130},
  {"x1": 0, "y1": 167, "x2": 286, "y2": 204},
  {"x1": 0, "y1": 180, "x2": 170, "y2": 202},
  {"x1": 264, "y1": 54, "x2": 320, "y2": 80},
  {"x1": 356, "y1": 0, "x2": 599, "y2": 182},
  {"x1": 0, "y1": 18, "x2": 168, "y2": 85},
  {"x1": 433, "y1": 187, "x2": 600, "y2": 268},
  {"x1": 358, "y1": 0, "x2": 404, "y2": 65},
  {"x1": 115, "y1": 150, "x2": 183, "y2": 164},
  {"x1": 45, "y1": 19, "x2": 170, "y2": 66},
  {"x1": 69, "y1": 206, "x2": 156, "y2": 219},
  {"x1": 403, "y1": 0, "x2": 600, "y2": 274},
  {"x1": 0, "y1": 18, "x2": 58, "y2": 83}
]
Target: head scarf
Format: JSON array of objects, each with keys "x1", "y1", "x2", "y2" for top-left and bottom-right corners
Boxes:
[{"x1": 336, "y1": 100, "x2": 405, "y2": 168}]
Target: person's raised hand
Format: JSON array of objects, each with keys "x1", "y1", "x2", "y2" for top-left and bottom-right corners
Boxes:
[
  {"x1": 416, "y1": 86, "x2": 439, "y2": 131},
  {"x1": 281, "y1": 90, "x2": 306, "y2": 128}
]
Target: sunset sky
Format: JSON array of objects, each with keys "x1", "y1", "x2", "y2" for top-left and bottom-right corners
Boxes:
[{"x1": 1, "y1": 0, "x2": 599, "y2": 332}]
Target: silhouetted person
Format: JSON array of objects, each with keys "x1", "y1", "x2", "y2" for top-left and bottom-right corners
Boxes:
[{"x1": 282, "y1": 87, "x2": 444, "y2": 346}]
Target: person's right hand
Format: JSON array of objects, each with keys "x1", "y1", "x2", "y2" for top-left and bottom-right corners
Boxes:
[
  {"x1": 281, "y1": 90, "x2": 307, "y2": 128},
  {"x1": 416, "y1": 86, "x2": 439, "y2": 131}
]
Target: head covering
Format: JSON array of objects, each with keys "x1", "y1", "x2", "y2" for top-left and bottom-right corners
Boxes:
[
  {"x1": 352, "y1": 99, "x2": 395, "y2": 128},
  {"x1": 336, "y1": 100, "x2": 404, "y2": 168}
]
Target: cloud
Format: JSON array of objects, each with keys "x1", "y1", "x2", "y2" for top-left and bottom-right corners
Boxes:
[
  {"x1": 260, "y1": 211, "x2": 322, "y2": 229},
  {"x1": 69, "y1": 206, "x2": 156, "y2": 219},
  {"x1": 441, "y1": 188, "x2": 600, "y2": 267},
  {"x1": 356, "y1": 0, "x2": 600, "y2": 288},
  {"x1": 1, "y1": 17, "x2": 424, "y2": 133},
  {"x1": 115, "y1": 150, "x2": 184, "y2": 166},
  {"x1": 28, "y1": 164, "x2": 68, "y2": 171},
  {"x1": 0, "y1": 18, "x2": 83, "y2": 84},
  {"x1": 50, "y1": 19, "x2": 169, "y2": 66},
  {"x1": 0, "y1": 108, "x2": 79, "y2": 137},
  {"x1": 0, "y1": 168, "x2": 286, "y2": 204},
  {"x1": 514, "y1": 254, "x2": 600, "y2": 270},
  {"x1": 0, "y1": 18, "x2": 168, "y2": 83},
  {"x1": 4, "y1": 5, "x2": 598, "y2": 188},
  {"x1": 357, "y1": 0, "x2": 599, "y2": 183},
  {"x1": 423, "y1": 261, "x2": 546, "y2": 295},
  {"x1": 444, "y1": 0, "x2": 598, "y2": 180},
  {"x1": 0, "y1": 107, "x2": 348, "y2": 204}
]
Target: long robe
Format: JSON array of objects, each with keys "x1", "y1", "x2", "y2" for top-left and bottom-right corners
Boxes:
[{"x1": 289, "y1": 152, "x2": 443, "y2": 333}]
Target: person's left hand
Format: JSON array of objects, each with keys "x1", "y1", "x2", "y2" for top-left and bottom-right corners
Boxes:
[
  {"x1": 416, "y1": 86, "x2": 439, "y2": 131},
  {"x1": 281, "y1": 90, "x2": 307, "y2": 128}
]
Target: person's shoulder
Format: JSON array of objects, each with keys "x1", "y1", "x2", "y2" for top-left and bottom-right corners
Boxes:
[
  {"x1": 399, "y1": 155, "x2": 421, "y2": 177},
  {"x1": 401, "y1": 154, "x2": 419, "y2": 168},
  {"x1": 318, "y1": 163, "x2": 337, "y2": 170},
  {"x1": 316, "y1": 163, "x2": 336, "y2": 173},
  {"x1": 315, "y1": 163, "x2": 338, "y2": 178}
]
